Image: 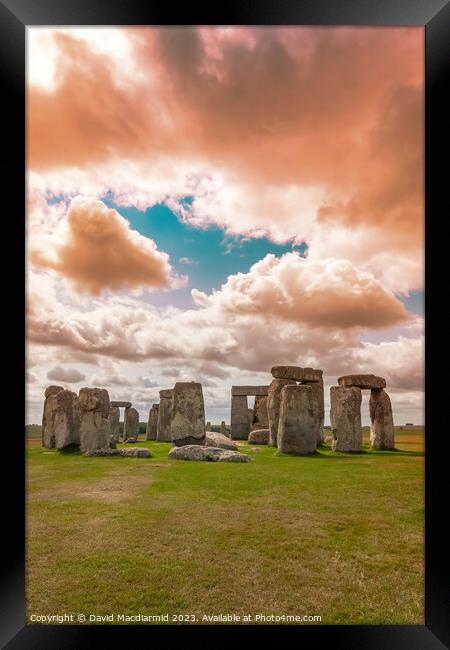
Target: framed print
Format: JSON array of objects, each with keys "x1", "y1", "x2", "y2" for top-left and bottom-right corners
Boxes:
[{"x1": 1, "y1": 0, "x2": 448, "y2": 647}]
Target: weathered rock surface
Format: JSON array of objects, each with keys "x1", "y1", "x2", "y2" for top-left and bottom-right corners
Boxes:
[
  {"x1": 171, "y1": 382, "x2": 206, "y2": 446},
  {"x1": 84, "y1": 447, "x2": 153, "y2": 457},
  {"x1": 267, "y1": 378, "x2": 296, "y2": 447},
  {"x1": 310, "y1": 378, "x2": 325, "y2": 444},
  {"x1": 53, "y1": 389, "x2": 81, "y2": 451},
  {"x1": 168, "y1": 445, "x2": 250, "y2": 463},
  {"x1": 231, "y1": 394, "x2": 250, "y2": 440},
  {"x1": 369, "y1": 389, "x2": 395, "y2": 450},
  {"x1": 85, "y1": 448, "x2": 120, "y2": 457},
  {"x1": 119, "y1": 447, "x2": 153, "y2": 458},
  {"x1": 252, "y1": 395, "x2": 269, "y2": 430},
  {"x1": 278, "y1": 384, "x2": 318, "y2": 455},
  {"x1": 338, "y1": 374, "x2": 386, "y2": 390},
  {"x1": 42, "y1": 385, "x2": 65, "y2": 448},
  {"x1": 146, "y1": 404, "x2": 159, "y2": 440},
  {"x1": 248, "y1": 429, "x2": 269, "y2": 444},
  {"x1": 157, "y1": 389, "x2": 173, "y2": 441},
  {"x1": 108, "y1": 406, "x2": 120, "y2": 443},
  {"x1": 110, "y1": 400, "x2": 132, "y2": 408},
  {"x1": 44, "y1": 385, "x2": 65, "y2": 399},
  {"x1": 124, "y1": 438, "x2": 137, "y2": 443},
  {"x1": 124, "y1": 407, "x2": 139, "y2": 440},
  {"x1": 79, "y1": 387, "x2": 111, "y2": 453},
  {"x1": 271, "y1": 366, "x2": 322, "y2": 383},
  {"x1": 205, "y1": 432, "x2": 238, "y2": 450},
  {"x1": 231, "y1": 385, "x2": 269, "y2": 397},
  {"x1": 330, "y1": 386, "x2": 362, "y2": 452},
  {"x1": 220, "y1": 421, "x2": 227, "y2": 435}
]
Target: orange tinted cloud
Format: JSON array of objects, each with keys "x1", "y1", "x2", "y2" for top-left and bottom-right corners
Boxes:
[
  {"x1": 29, "y1": 197, "x2": 175, "y2": 294},
  {"x1": 192, "y1": 253, "x2": 411, "y2": 329},
  {"x1": 28, "y1": 27, "x2": 423, "y2": 241}
]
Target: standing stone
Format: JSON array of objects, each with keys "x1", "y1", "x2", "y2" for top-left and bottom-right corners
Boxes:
[
  {"x1": 369, "y1": 389, "x2": 395, "y2": 450},
  {"x1": 124, "y1": 407, "x2": 139, "y2": 440},
  {"x1": 230, "y1": 394, "x2": 250, "y2": 440},
  {"x1": 171, "y1": 382, "x2": 206, "y2": 447},
  {"x1": 157, "y1": 389, "x2": 173, "y2": 442},
  {"x1": 42, "y1": 385, "x2": 64, "y2": 448},
  {"x1": 146, "y1": 404, "x2": 159, "y2": 440},
  {"x1": 220, "y1": 421, "x2": 227, "y2": 436},
  {"x1": 278, "y1": 384, "x2": 318, "y2": 455},
  {"x1": 247, "y1": 409, "x2": 254, "y2": 427},
  {"x1": 53, "y1": 389, "x2": 81, "y2": 451},
  {"x1": 267, "y1": 378, "x2": 296, "y2": 447},
  {"x1": 79, "y1": 387, "x2": 111, "y2": 453},
  {"x1": 206, "y1": 421, "x2": 211, "y2": 431},
  {"x1": 108, "y1": 406, "x2": 120, "y2": 443},
  {"x1": 252, "y1": 395, "x2": 269, "y2": 430},
  {"x1": 310, "y1": 378, "x2": 325, "y2": 444},
  {"x1": 330, "y1": 386, "x2": 362, "y2": 452}
]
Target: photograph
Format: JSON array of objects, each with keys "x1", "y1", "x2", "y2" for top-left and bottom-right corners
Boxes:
[{"x1": 24, "y1": 24, "x2": 427, "y2": 628}]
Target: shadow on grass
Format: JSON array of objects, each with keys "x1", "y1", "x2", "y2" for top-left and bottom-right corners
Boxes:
[{"x1": 275, "y1": 447, "x2": 423, "y2": 459}]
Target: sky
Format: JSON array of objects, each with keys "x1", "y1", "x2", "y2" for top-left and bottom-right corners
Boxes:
[{"x1": 26, "y1": 26, "x2": 424, "y2": 425}]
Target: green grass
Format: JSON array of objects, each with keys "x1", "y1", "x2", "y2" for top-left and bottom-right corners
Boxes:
[{"x1": 26, "y1": 430, "x2": 424, "y2": 625}]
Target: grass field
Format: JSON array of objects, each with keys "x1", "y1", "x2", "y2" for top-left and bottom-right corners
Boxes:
[{"x1": 26, "y1": 429, "x2": 424, "y2": 625}]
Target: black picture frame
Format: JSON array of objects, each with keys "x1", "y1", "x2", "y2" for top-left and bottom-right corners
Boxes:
[{"x1": 2, "y1": 0, "x2": 448, "y2": 647}]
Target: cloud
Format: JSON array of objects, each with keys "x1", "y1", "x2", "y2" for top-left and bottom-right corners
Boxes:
[
  {"x1": 138, "y1": 376, "x2": 159, "y2": 388},
  {"x1": 47, "y1": 365, "x2": 86, "y2": 383},
  {"x1": 29, "y1": 196, "x2": 183, "y2": 295},
  {"x1": 27, "y1": 252, "x2": 412, "y2": 379},
  {"x1": 27, "y1": 27, "x2": 424, "y2": 293},
  {"x1": 90, "y1": 373, "x2": 132, "y2": 387},
  {"x1": 192, "y1": 252, "x2": 411, "y2": 329}
]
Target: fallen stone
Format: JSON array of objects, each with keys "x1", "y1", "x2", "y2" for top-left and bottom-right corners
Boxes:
[
  {"x1": 267, "y1": 378, "x2": 296, "y2": 447},
  {"x1": 85, "y1": 448, "x2": 120, "y2": 457},
  {"x1": 168, "y1": 445, "x2": 250, "y2": 463},
  {"x1": 369, "y1": 389, "x2": 395, "y2": 450},
  {"x1": 124, "y1": 438, "x2": 137, "y2": 444},
  {"x1": 271, "y1": 366, "x2": 322, "y2": 383},
  {"x1": 330, "y1": 386, "x2": 362, "y2": 452},
  {"x1": 248, "y1": 429, "x2": 269, "y2": 444},
  {"x1": 278, "y1": 384, "x2": 318, "y2": 455},
  {"x1": 338, "y1": 374, "x2": 386, "y2": 390},
  {"x1": 205, "y1": 432, "x2": 238, "y2": 450},
  {"x1": 119, "y1": 447, "x2": 153, "y2": 458},
  {"x1": 171, "y1": 382, "x2": 206, "y2": 446}
]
